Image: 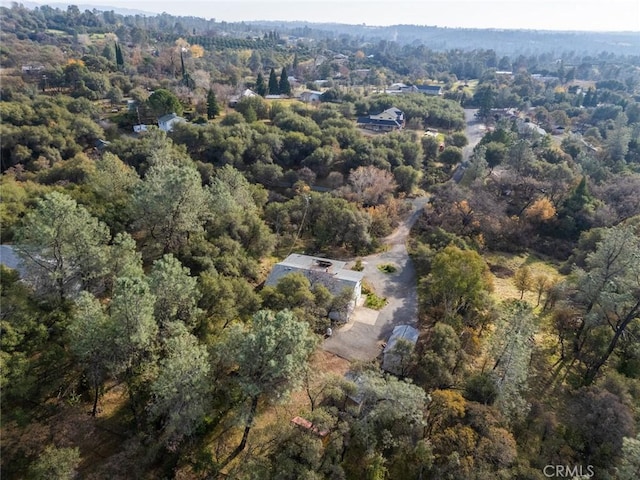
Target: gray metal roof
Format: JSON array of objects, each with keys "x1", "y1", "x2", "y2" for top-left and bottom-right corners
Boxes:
[
  {"x1": 384, "y1": 325, "x2": 419, "y2": 353},
  {"x1": 265, "y1": 254, "x2": 363, "y2": 295},
  {"x1": 0, "y1": 245, "x2": 26, "y2": 276}
]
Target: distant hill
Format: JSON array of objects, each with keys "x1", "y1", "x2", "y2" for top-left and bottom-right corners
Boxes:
[
  {"x1": 246, "y1": 21, "x2": 640, "y2": 56},
  {"x1": 4, "y1": 1, "x2": 156, "y2": 17}
]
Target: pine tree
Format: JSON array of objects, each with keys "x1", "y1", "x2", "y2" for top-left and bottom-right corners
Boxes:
[
  {"x1": 115, "y1": 42, "x2": 124, "y2": 69},
  {"x1": 255, "y1": 72, "x2": 267, "y2": 97},
  {"x1": 268, "y1": 68, "x2": 279, "y2": 95},
  {"x1": 207, "y1": 89, "x2": 220, "y2": 119},
  {"x1": 279, "y1": 67, "x2": 291, "y2": 96}
]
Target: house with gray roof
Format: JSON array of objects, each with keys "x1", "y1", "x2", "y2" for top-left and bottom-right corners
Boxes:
[
  {"x1": 265, "y1": 253, "x2": 364, "y2": 322},
  {"x1": 357, "y1": 107, "x2": 405, "y2": 132},
  {"x1": 157, "y1": 113, "x2": 185, "y2": 132}
]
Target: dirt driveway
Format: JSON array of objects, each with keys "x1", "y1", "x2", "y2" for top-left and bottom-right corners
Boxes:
[{"x1": 323, "y1": 197, "x2": 429, "y2": 361}]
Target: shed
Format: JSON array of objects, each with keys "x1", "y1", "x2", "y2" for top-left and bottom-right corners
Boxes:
[{"x1": 382, "y1": 325, "x2": 419, "y2": 375}]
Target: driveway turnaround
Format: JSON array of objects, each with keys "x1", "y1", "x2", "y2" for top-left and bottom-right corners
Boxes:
[{"x1": 323, "y1": 197, "x2": 429, "y2": 361}]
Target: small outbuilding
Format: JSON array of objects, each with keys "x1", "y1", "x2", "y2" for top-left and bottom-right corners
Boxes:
[{"x1": 382, "y1": 325, "x2": 419, "y2": 375}]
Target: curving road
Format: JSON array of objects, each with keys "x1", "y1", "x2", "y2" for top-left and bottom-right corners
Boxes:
[{"x1": 323, "y1": 196, "x2": 429, "y2": 361}]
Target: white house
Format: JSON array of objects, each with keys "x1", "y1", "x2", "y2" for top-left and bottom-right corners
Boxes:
[
  {"x1": 299, "y1": 90, "x2": 323, "y2": 103},
  {"x1": 157, "y1": 113, "x2": 185, "y2": 132},
  {"x1": 264, "y1": 254, "x2": 364, "y2": 322}
]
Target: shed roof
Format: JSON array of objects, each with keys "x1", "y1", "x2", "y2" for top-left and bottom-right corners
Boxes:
[{"x1": 0, "y1": 245, "x2": 26, "y2": 276}]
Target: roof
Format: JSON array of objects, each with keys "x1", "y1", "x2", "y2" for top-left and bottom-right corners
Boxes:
[
  {"x1": 415, "y1": 85, "x2": 443, "y2": 94},
  {"x1": 158, "y1": 113, "x2": 181, "y2": 123},
  {"x1": 0, "y1": 245, "x2": 26, "y2": 276},
  {"x1": 382, "y1": 325, "x2": 419, "y2": 375},
  {"x1": 384, "y1": 325, "x2": 419, "y2": 353},
  {"x1": 265, "y1": 254, "x2": 363, "y2": 295},
  {"x1": 291, "y1": 416, "x2": 329, "y2": 437}
]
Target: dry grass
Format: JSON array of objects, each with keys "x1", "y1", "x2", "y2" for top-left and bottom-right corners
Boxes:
[{"x1": 485, "y1": 251, "x2": 563, "y2": 306}]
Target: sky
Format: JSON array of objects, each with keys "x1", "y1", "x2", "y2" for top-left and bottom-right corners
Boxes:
[{"x1": 19, "y1": 0, "x2": 640, "y2": 31}]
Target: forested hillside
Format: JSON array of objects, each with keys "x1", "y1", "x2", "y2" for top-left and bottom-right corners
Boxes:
[{"x1": 1, "y1": 4, "x2": 639, "y2": 479}]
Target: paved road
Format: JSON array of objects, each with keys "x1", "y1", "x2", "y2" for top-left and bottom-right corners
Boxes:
[
  {"x1": 462, "y1": 108, "x2": 486, "y2": 162},
  {"x1": 323, "y1": 196, "x2": 429, "y2": 361}
]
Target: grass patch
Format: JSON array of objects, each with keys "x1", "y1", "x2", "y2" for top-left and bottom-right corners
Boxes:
[
  {"x1": 351, "y1": 259, "x2": 364, "y2": 271},
  {"x1": 377, "y1": 263, "x2": 397, "y2": 274}
]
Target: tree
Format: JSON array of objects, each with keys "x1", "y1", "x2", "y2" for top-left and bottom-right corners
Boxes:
[
  {"x1": 567, "y1": 385, "x2": 634, "y2": 469},
  {"x1": 147, "y1": 88, "x2": 183, "y2": 117},
  {"x1": 148, "y1": 254, "x2": 201, "y2": 331},
  {"x1": 489, "y1": 301, "x2": 536, "y2": 423},
  {"x1": 513, "y1": 266, "x2": 534, "y2": 300},
  {"x1": 255, "y1": 72, "x2": 267, "y2": 97},
  {"x1": 148, "y1": 325, "x2": 210, "y2": 446},
  {"x1": 346, "y1": 165, "x2": 397, "y2": 206},
  {"x1": 115, "y1": 42, "x2": 124, "y2": 69},
  {"x1": 473, "y1": 84, "x2": 497, "y2": 118},
  {"x1": 29, "y1": 445, "x2": 80, "y2": 480},
  {"x1": 206, "y1": 89, "x2": 220, "y2": 119},
  {"x1": 573, "y1": 224, "x2": 640, "y2": 384},
  {"x1": 133, "y1": 163, "x2": 211, "y2": 257},
  {"x1": 279, "y1": 66, "x2": 291, "y2": 96},
  {"x1": 617, "y1": 434, "x2": 640, "y2": 480},
  {"x1": 423, "y1": 245, "x2": 493, "y2": 324},
  {"x1": 218, "y1": 309, "x2": 317, "y2": 466},
  {"x1": 268, "y1": 68, "x2": 279, "y2": 95},
  {"x1": 110, "y1": 274, "x2": 157, "y2": 423},
  {"x1": 68, "y1": 292, "x2": 113, "y2": 416},
  {"x1": 394, "y1": 165, "x2": 422, "y2": 193},
  {"x1": 415, "y1": 323, "x2": 463, "y2": 389},
  {"x1": 15, "y1": 192, "x2": 111, "y2": 301},
  {"x1": 439, "y1": 146, "x2": 463, "y2": 168}
]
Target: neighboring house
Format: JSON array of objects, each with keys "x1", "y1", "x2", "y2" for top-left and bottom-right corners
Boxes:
[
  {"x1": 94, "y1": 139, "x2": 110, "y2": 151},
  {"x1": 517, "y1": 119, "x2": 547, "y2": 137},
  {"x1": 382, "y1": 325, "x2": 419, "y2": 375},
  {"x1": 264, "y1": 253, "x2": 364, "y2": 322},
  {"x1": 228, "y1": 88, "x2": 257, "y2": 107},
  {"x1": 357, "y1": 107, "x2": 405, "y2": 132},
  {"x1": 385, "y1": 84, "x2": 443, "y2": 96},
  {"x1": 299, "y1": 90, "x2": 323, "y2": 103},
  {"x1": 133, "y1": 124, "x2": 149, "y2": 133},
  {"x1": 414, "y1": 84, "x2": 443, "y2": 96},
  {"x1": 157, "y1": 113, "x2": 185, "y2": 132},
  {"x1": 0, "y1": 245, "x2": 26, "y2": 277}
]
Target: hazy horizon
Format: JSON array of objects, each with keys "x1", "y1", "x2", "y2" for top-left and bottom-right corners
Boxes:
[{"x1": 16, "y1": 0, "x2": 640, "y2": 32}]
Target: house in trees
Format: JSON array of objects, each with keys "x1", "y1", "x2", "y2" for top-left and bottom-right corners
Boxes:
[
  {"x1": 228, "y1": 88, "x2": 257, "y2": 107},
  {"x1": 382, "y1": 325, "x2": 419, "y2": 375},
  {"x1": 299, "y1": 90, "x2": 323, "y2": 103},
  {"x1": 414, "y1": 84, "x2": 443, "y2": 96},
  {"x1": 157, "y1": 113, "x2": 185, "y2": 132},
  {"x1": 265, "y1": 254, "x2": 364, "y2": 322},
  {"x1": 357, "y1": 107, "x2": 405, "y2": 132}
]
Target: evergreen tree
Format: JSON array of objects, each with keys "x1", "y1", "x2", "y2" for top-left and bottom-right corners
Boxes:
[
  {"x1": 255, "y1": 72, "x2": 267, "y2": 97},
  {"x1": 279, "y1": 67, "x2": 292, "y2": 96},
  {"x1": 268, "y1": 68, "x2": 279, "y2": 95},
  {"x1": 292, "y1": 52, "x2": 299, "y2": 73},
  {"x1": 207, "y1": 89, "x2": 220, "y2": 119},
  {"x1": 115, "y1": 42, "x2": 124, "y2": 69}
]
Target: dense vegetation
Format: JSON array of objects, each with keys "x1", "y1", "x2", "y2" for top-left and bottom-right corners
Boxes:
[{"x1": 1, "y1": 4, "x2": 639, "y2": 480}]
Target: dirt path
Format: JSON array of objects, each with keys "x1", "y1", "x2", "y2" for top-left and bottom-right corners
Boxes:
[{"x1": 323, "y1": 197, "x2": 429, "y2": 361}]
